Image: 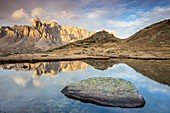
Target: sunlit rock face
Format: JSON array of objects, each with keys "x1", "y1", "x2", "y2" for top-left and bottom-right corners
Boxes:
[
  {"x1": 0, "y1": 61, "x2": 89, "y2": 77},
  {"x1": 61, "y1": 26, "x2": 90, "y2": 43},
  {"x1": 0, "y1": 18, "x2": 91, "y2": 52}
]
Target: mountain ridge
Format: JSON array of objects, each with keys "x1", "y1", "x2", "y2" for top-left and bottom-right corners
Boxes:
[
  {"x1": 48, "y1": 19, "x2": 170, "y2": 58},
  {"x1": 123, "y1": 19, "x2": 170, "y2": 50},
  {"x1": 0, "y1": 19, "x2": 170, "y2": 61},
  {"x1": 0, "y1": 18, "x2": 91, "y2": 54}
]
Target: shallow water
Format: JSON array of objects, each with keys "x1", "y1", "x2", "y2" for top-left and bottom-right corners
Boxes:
[{"x1": 0, "y1": 60, "x2": 170, "y2": 113}]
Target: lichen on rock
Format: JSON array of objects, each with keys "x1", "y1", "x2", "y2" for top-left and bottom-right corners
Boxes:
[{"x1": 61, "y1": 77, "x2": 145, "y2": 108}]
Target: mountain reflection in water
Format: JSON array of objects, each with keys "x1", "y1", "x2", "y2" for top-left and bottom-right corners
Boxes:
[
  {"x1": 0, "y1": 59, "x2": 170, "y2": 113},
  {"x1": 0, "y1": 59, "x2": 170, "y2": 86},
  {"x1": 0, "y1": 61, "x2": 89, "y2": 77},
  {"x1": 83, "y1": 59, "x2": 170, "y2": 86}
]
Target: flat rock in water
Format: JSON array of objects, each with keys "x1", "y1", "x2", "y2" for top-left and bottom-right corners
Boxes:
[{"x1": 61, "y1": 77, "x2": 145, "y2": 108}]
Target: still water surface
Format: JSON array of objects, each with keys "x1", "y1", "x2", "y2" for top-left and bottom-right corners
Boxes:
[{"x1": 0, "y1": 60, "x2": 170, "y2": 113}]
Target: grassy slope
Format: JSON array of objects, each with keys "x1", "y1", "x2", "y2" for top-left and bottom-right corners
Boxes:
[
  {"x1": 48, "y1": 30, "x2": 121, "y2": 56},
  {"x1": 123, "y1": 19, "x2": 170, "y2": 51},
  {"x1": 48, "y1": 19, "x2": 170, "y2": 58}
]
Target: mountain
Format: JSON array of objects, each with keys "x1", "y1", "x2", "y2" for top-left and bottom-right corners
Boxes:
[
  {"x1": 0, "y1": 19, "x2": 169, "y2": 60},
  {"x1": 49, "y1": 19, "x2": 170, "y2": 58},
  {"x1": 110, "y1": 19, "x2": 170, "y2": 58},
  {"x1": 0, "y1": 18, "x2": 91, "y2": 55},
  {"x1": 121, "y1": 19, "x2": 170, "y2": 57},
  {"x1": 49, "y1": 30, "x2": 120, "y2": 56}
]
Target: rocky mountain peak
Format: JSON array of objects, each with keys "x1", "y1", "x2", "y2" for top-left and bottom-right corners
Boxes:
[
  {"x1": 88, "y1": 30, "x2": 117, "y2": 41},
  {"x1": 33, "y1": 18, "x2": 42, "y2": 28},
  {"x1": 43, "y1": 21, "x2": 60, "y2": 27},
  {"x1": 94, "y1": 30, "x2": 111, "y2": 36},
  {"x1": 0, "y1": 18, "x2": 91, "y2": 53}
]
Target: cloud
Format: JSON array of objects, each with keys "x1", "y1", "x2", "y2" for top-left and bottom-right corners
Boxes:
[
  {"x1": 11, "y1": 8, "x2": 29, "y2": 21},
  {"x1": 107, "y1": 64, "x2": 170, "y2": 94},
  {"x1": 12, "y1": 74, "x2": 44, "y2": 88},
  {"x1": 87, "y1": 10, "x2": 109, "y2": 19},
  {"x1": 44, "y1": 10, "x2": 82, "y2": 23},
  {"x1": 140, "y1": 6, "x2": 170, "y2": 21},
  {"x1": 105, "y1": 6, "x2": 170, "y2": 38},
  {"x1": 33, "y1": 79, "x2": 43, "y2": 88},
  {"x1": 59, "y1": 11, "x2": 81, "y2": 20},
  {"x1": 13, "y1": 75, "x2": 30, "y2": 87},
  {"x1": 0, "y1": 0, "x2": 170, "y2": 39},
  {"x1": 68, "y1": 15, "x2": 81, "y2": 20},
  {"x1": 31, "y1": 7, "x2": 46, "y2": 18},
  {"x1": 106, "y1": 19, "x2": 146, "y2": 38}
]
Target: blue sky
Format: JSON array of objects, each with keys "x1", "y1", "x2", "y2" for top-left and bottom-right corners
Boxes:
[{"x1": 0, "y1": 0, "x2": 170, "y2": 38}]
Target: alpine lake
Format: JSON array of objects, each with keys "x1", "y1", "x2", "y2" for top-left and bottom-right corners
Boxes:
[{"x1": 0, "y1": 59, "x2": 170, "y2": 113}]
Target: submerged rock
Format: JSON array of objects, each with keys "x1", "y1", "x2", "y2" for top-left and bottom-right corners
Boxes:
[{"x1": 61, "y1": 77, "x2": 145, "y2": 108}]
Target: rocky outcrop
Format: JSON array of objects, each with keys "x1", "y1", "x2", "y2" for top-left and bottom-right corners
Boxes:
[
  {"x1": 0, "y1": 18, "x2": 91, "y2": 53},
  {"x1": 33, "y1": 18, "x2": 42, "y2": 28},
  {"x1": 62, "y1": 26, "x2": 90, "y2": 40},
  {"x1": 61, "y1": 77, "x2": 145, "y2": 108}
]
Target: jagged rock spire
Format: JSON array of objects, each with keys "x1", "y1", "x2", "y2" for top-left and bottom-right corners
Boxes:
[{"x1": 33, "y1": 18, "x2": 42, "y2": 28}]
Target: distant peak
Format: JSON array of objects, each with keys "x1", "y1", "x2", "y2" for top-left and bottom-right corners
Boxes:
[
  {"x1": 32, "y1": 18, "x2": 60, "y2": 28},
  {"x1": 43, "y1": 21, "x2": 59, "y2": 27},
  {"x1": 33, "y1": 18, "x2": 42, "y2": 28},
  {"x1": 94, "y1": 30, "x2": 115, "y2": 37},
  {"x1": 33, "y1": 18, "x2": 41, "y2": 22},
  {"x1": 97, "y1": 30, "x2": 108, "y2": 33}
]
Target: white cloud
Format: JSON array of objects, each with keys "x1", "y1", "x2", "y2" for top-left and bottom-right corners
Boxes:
[
  {"x1": 43, "y1": 10, "x2": 82, "y2": 24},
  {"x1": 107, "y1": 64, "x2": 170, "y2": 94},
  {"x1": 11, "y1": 8, "x2": 29, "y2": 21},
  {"x1": 7, "y1": 5, "x2": 170, "y2": 39},
  {"x1": 13, "y1": 75, "x2": 30, "y2": 87},
  {"x1": 87, "y1": 10, "x2": 108, "y2": 19},
  {"x1": 106, "y1": 19, "x2": 147, "y2": 38},
  {"x1": 140, "y1": 6, "x2": 170, "y2": 21},
  {"x1": 31, "y1": 7, "x2": 46, "y2": 18},
  {"x1": 105, "y1": 6, "x2": 170, "y2": 38},
  {"x1": 59, "y1": 11, "x2": 81, "y2": 20}
]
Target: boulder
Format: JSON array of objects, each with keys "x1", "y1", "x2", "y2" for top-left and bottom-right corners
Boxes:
[{"x1": 61, "y1": 77, "x2": 145, "y2": 108}]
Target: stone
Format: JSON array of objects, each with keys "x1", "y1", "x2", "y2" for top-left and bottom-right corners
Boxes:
[{"x1": 61, "y1": 77, "x2": 145, "y2": 108}]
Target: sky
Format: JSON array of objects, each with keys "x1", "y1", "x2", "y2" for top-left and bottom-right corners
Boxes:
[{"x1": 0, "y1": 0, "x2": 170, "y2": 39}]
